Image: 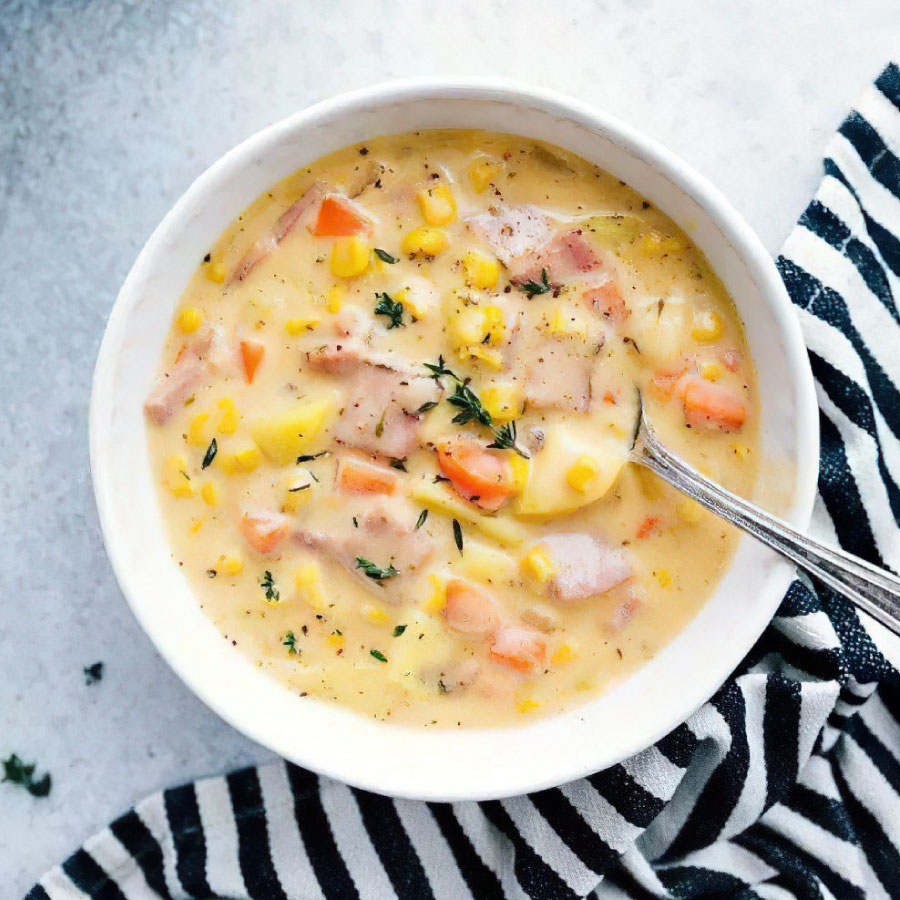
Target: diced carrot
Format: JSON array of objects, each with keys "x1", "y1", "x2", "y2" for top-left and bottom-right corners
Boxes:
[
  {"x1": 683, "y1": 378, "x2": 746, "y2": 431},
  {"x1": 584, "y1": 280, "x2": 628, "y2": 324},
  {"x1": 443, "y1": 580, "x2": 500, "y2": 639},
  {"x1": 314, "y1": 194, "x2": 374, "y2": 237},
  {"x1": 436, "y1": 437, "x2": 516, "y2": 512},
  {"x1": 648, "y1": 365, "x2": 688, "y2": 401},
  {"x1": 490, "y1": 625, "x2": 547, "y2": 673},
  {"x1": 240, "y1": 339, "x2": 265, "y2": 383},
  {"x1": 636, "y1": 516, "x2": 659, "y2": 539},
  {"x1": 240, "y1": 510, "x2": 291, "y2": 554},
  {"x1": 336, "y1": 457, "x2": 398, "y2": 496}
]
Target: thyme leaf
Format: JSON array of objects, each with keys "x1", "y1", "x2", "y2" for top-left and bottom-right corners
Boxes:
[
  {"x1": 415, "y1": 509, "x2": 428, "y2": 530},
  {"x1": 260, "y1": 570, "x2": 280, "y2": 602},
  {"x1": 374, "y1": 248, "x2": 398, "y2": 264},
  {"x1": 355, "y1": 557, "x2": 399, "y2": 581},
  {"x1": 374, "y1": 291, "x2": 404, "y2": 329},
  {"x1": 2, "y1": 754, "x2": 51, "y2": 798},
  {"x1": 519, "y1": 267, "x2": 551, "y2": 298},
  {"x1": 201, "y1": 438, "x2": 217, "y2": 469}
]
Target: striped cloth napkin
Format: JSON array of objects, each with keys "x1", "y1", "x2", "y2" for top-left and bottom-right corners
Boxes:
[{"x1": 28, "y1": 62, "x2": 900, "y2": 900}]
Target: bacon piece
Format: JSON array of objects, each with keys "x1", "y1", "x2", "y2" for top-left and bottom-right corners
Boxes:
[
  {"x1": 144, "y1": 326, "x2": 233, "y2": 425},
  {"x1": 509, "y1": 230, "x2": 601, "y2": 285},
  {"x1": 584, "y1": 279, "x2": 628, "y2": 325},
  {"x1": 334, "y1": 364, "x2": 439, "y2": 458},
  {"x1": 537, "y1": 533, "x2": 632, "y2": 603},
  {"x1": 228, "y1": 182, "x2": 326, "y2": 284},
  {"x1": 465, "y1": 204, "x2": 553, "y2": 265},
  {"x1": 295, "y1": 501, "x2": 434, "y2": 599}
]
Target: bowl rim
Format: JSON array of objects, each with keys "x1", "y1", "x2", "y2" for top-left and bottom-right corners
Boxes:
[{"x1": 90, "y1": 76, "x2": 820, "y2": 800}]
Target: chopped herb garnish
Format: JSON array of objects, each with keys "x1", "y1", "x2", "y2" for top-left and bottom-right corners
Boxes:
[
  {"x1": 83, "y1": 662, "x2": 104, "y2": 685},
  {"x1": 388, "y1": 457, "x2": 407, "y2": 471},
  {"x1": 2, "y1": 754, "x2": 51, "y2": 798},
  {"x1": 487, "y1": 420, "x2": 530, "y2": 458},
  {"x1": 433, "y1": 474, "x2": 450, "y2": 483},
  {"x1": 283, "y1": 631, "x2": 298, "y2": 654},
  {"x1": 203, "y1": 252, "x2": 211, "y2": 264},
  {"x1": 207, "y1": 569, "x2": 217, "y2": 578},
  {"x1": 375, "y1": 411, "x2": 385, "y2": 438},
  {"x1": 452, "y1": 519, "x2": 464, "y2": 555},
  {"x1": 393, "y1": 624, "x2": 407, "y2": 637},
  {"x1": 374, "y1": 248, "x2": 398, "y2": 264},
  {"x1": 370, "y1": 649, "x2": 388, "y2": 662},
  {"x1": 415, "y1": 509, "x2": 429, "y2": 530},
  {"x1": 519, "y1": 267, "x2": 551, "y2": 298},
  {"x1": 201, "y1": 438, "x2": 217, "y2": 469},
  {"x1": 296, "y1": 451, "x2": 329, "y2": 463},
  {"x1": 416, "y1": 400, "x2": 438, "y2": 414},
  {"x1": 448, "y1": 381, "x2": 492, "y2": 427},
  {"x1": 352, "y1": 516, "x2": 359, "y2": 528},
  {"x1": 288, "y1": 483, "x2": 311, "y2": 492},
  {"x1": 355, "y1": 557, "x2": 399, "y2": 581},
  {"x1": 374, "y1": 291, "x2": 404, "y2": 329},
  {"x1": 260, "y1": 570, "x2": 280, "y2": 602},
  {"x1": 424, "y1": 355, "x2": 456, "y2": 381}
]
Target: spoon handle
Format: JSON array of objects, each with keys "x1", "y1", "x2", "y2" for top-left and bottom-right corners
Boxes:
[{"x1": 636, "y1": 425, "x2": 900, "y2": 639}]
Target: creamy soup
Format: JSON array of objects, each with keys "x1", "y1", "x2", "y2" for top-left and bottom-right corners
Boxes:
[{"x1": 145, "y1": 130, "x2": 758, "y2": 727}]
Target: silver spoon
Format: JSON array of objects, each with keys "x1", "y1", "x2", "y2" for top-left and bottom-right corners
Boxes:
[{"x1": 632, "y1": 406, "x2": 900, "y2": 638}]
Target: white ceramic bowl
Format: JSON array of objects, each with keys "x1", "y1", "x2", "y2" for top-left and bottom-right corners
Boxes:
[{"x1": 90, "y1": 80, "x2": 819, "y2": 801}]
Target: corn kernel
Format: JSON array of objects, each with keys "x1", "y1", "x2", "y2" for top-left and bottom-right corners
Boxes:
[
  {"x1": 423, "y1": 573, "x2": 447, "y2": 615},
  {"x1": 401, "y1": 226, "x2": 448, "y2": 258},
  {"x1": 521, "y1": 544, "x2": 557, "y2": 585},
  {"x1": 551, "y1": 644, "x2": 576, "y2": 666},
  {"x1": 732, "y1": 442, "x2": 751, "y2": 460},
  {"x1": 216, "y1": 397, "x2": 239, "y2": 434},
  {"x1": 566, "y1": 456, "x2": 601, "y2": 493},
  {"x1": 361, "y1": 603, "x2": 390, "y2": 625},
  {"x1": 187, "y1": 413, "x2": 211, "y2": 447},
  {"x1": 516, "y1": 698, "x2": 540, "y2": 714},
  {"x1": 163, "y1": 454, "x2": 194, "y2": 498},
  {"x1": 450, "y1": 306, "x2": 488, "y2": 345},
  {"x1": 675, "y1": 498, "x2": 703, "y2": 523},
  {"x1": 395, "y1": 285, "x2": 434, "y2": 320},
  {"x1": 330, "y1": 236, "x2": 370, "y2": 277},
  {"x1": 201, "y1": 481, "x2": 221, "y2": 506},
  {"x1": 219, "y1": 443, "x2": 262, "y2": 474},
  {"x1": 206, "y1": 261, "x2": 227, "y2": 283},
  {"x1": 463, "y1": 250, "x2": 500, "y2": 290},
  {"x1": 468, "y1": 157, "x2": 501, "y2": 192},
  {"x1": 546, "y1": 305, "x2": 588, "y2": 340},
  {"x1": 655, "y1": 569, "x2": 672, "y2": 588},
  {"x1": 458, "y1": 345, "x2": 503, "y2": 370},
  {"x1": 177, "y1": 306, "x2": 205, "y2": 333},
  {"x1": 326, "y1": 283, "x2": 345, "y2": 313},
  {"x1": 327, "y1": 631, "x2": 345, "y2": 648},
  {"x1": 481, "y1": 383, "x2": 523, "y2": 423},
  {"x1": 219, "y1": 552, "x2": 244, "y2": 576},
  {"x1": 508, "y1": 455, "x2": 530, "y2": 493},
  {"x1": 699, "y1": 360, "x2": 724, "y2": 381},
  {"x1": 417, "y1": 183, "x2": 457, "y2": 226},
  {"x1": 285, "y1": 316, "x2": 320, "y2": 335},
  {"x1": 281, "y1": 474, "x2": 313, "y2": 513},
  {"x1": 692, "y1": 310, "x2": 723, "y2": 341},
  {"x1": 295, "y1": 562, "x2": 327, "y2": 612}
]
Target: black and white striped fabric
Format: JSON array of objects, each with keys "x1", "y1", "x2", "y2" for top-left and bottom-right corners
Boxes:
[{"x1": 27, "y1": 63, "x2": 900, "y2": 900}]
